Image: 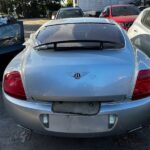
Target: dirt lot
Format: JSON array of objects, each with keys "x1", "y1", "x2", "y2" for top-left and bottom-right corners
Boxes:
[{"x1": 0, "y1": 19, "x2": 150, "y2": 150}]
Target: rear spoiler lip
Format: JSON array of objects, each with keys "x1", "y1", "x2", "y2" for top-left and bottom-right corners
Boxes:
[{"x1": 34, "y1": 40, "x2": 125, "y2": 51}]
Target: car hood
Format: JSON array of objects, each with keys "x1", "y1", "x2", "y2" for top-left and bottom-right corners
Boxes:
[{"x1": 111, "y1": 15, "x2": 137, "y2": 23}]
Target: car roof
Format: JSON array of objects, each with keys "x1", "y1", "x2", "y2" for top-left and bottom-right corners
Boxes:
[
  {"x1": 111, "y1": 4, "x2": 135, "y2": 8},
  {"x1": 44, "y1": 17, "x2": 115, "y2": 27},
  {"x1": 59, "y1": 7, "x2": 82, "y2": 11}
]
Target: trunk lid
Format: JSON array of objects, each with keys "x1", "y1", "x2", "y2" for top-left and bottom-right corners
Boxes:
[{"x1": 23, "y1": 48, "x2": 135, "y2": 102}]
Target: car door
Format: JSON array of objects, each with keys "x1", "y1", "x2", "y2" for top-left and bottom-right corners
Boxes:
[
  {"x1": 0, "y1": 21, "x2": 25, "y2": 76},
  {"x1": 129, "y1": 10, "x2": 150, "y2": 57},
  {"x1": 0, "y1": 21, "x2": 25, "y2": 55}
]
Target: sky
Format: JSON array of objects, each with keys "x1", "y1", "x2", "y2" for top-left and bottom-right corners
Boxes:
[{"x1": 61, "y1": 0, "x2": 67, "y2": 4}]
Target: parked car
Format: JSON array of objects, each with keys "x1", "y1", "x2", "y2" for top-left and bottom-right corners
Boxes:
[
  {"x1": 84, "y1": 11, "x2": 101, "y2": 18},
  {"x1": 55, "y1": 7, "x2": 84, "y2": 19},
  {"x1": 0, "y1": 21, "x2": 25, "y2": 78},
  {"x1": 73, "y1": 0, "x2": 141, "y2": 13},
  {"x1": 3, "y1": 18, "x2": 150, "y2": 137},
  {"x1": 100, "y1": 5, "x2": 140, "y2": 30},
  {"x1": 84, "y1": 11, "x2": 97, "y2": 17},
  {"x1": 138, "y1": 6, "x2": 148, "y2": 11},
  {"x1": 128, "y1": 7, "x2": 150, "y2": 57}
]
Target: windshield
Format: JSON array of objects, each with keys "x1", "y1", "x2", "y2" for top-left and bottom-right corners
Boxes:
[
  {"x1": 36, "y1": 23, "x2": 125, "y2": 50},
  {"x1": 112, "y1": 6, "x2": 140, "y2": 17},
  {"x1": 57, "y1": 9, "x2": 83, "y2": 19}
]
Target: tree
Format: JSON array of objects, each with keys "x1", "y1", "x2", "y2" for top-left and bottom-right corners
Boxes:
[
  {"x1": 66, "y1": 0, "x2": 73, "y2": 7},
  {"x1": 0, "y1": 0, "x2": 62, "y2": 18}
]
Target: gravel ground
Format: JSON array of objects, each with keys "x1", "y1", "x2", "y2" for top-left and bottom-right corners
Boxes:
[{"x1": 0, "y1": 19, "x2": 150, "y2": 150}]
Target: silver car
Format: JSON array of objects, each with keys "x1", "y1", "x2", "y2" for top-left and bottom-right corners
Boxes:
[{"x1": 2, "y1": 18, "x2": 150, "y2": 137}]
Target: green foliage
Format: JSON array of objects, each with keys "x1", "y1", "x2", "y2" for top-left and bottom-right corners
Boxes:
[
  {"x1": 66, "y1": 0, "x2": 73, "y2": 7},
  {"x1": 0, "y1": 0, "x2": 62, "y2": 18}
]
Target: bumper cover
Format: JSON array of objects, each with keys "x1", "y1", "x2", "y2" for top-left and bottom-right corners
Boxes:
[{"x1": 3, "y1": 93, "x2": 150, "y2": 137}]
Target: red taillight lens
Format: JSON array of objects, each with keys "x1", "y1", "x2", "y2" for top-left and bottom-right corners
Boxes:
[
  {"x1": 3, "y1": 71, "x2": 27, "y2": 100},
  {"x1": 132, "y1": 70, "x2": 150, "y2": 100}
]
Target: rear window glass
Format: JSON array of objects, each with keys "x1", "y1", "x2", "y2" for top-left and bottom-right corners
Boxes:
[
  {"x1": 112, "y1": 6, "x2": 140, "y2": 17},
  {"x1": 57, "y1": 9, "x2": 83, "y2": 19},
  {"x1": 36, "y1": 23, "x2": 125, "y2": 49}
]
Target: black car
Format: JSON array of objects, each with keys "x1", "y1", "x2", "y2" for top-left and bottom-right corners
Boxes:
[
  {"x1": 55, "y1": 7, "x2": 84, "y2": 19},
  {"x1": 0, "y1": 21, "x2": 25, "y2": 78}
]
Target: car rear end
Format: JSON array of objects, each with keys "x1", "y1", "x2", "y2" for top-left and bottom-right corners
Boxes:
[
  {"x1": 56, "y1": 7, "x2": 84, "y2": 19},
  {"x1": 3, "y1": 18, "x2": 150, "y2": 137}
]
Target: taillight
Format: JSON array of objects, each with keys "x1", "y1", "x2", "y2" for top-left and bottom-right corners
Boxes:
[
  {"x1": 3, "y1": 71, "x2": 27, "y2": 100},
  {"x1": 132, "y1": 70, "x2": 150, "y2": 100}
]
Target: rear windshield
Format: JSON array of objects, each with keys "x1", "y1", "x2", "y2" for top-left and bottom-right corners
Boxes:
[
  {"x1": 57, "y1": 9, "x2": 83, "y2": 19},
  {"x1": 112, "y1": 6, "x2": 140, "y2": 17},
  {"x1": 36, "y1": 23, "x2": 125, "y2": 50}
]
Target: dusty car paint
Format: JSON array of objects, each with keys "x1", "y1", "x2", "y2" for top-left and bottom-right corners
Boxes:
[{"x1": 3, "y1": 18, "x2": 150, "y2": 137}]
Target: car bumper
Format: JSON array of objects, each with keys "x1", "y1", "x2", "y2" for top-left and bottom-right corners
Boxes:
[{"x1": 3, "y1": 93, "x2": 150, "y2": 137}]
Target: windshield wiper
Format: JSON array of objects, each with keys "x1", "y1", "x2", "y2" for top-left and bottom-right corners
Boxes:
[{"x1": 34, "y1": 40, "x2": 121, "y2": 51}]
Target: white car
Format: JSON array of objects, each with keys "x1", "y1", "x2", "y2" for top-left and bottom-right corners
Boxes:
[{"x1": 128, "y1": 7, "x2": 150, "y2": 56}]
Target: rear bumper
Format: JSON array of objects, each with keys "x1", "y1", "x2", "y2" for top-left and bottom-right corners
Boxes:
[{"x1": 3, "y1": 93, "x2": 150, "y2": 137}]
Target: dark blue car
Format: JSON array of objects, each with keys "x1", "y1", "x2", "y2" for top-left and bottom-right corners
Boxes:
[{"x1": 0, "y1": 21, "x2": 25, "y2": 77}]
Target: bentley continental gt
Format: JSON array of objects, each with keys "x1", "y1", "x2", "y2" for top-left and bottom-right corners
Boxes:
[{"x1": 2, "y1": 18, "x2": 150, "y2": 137}]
